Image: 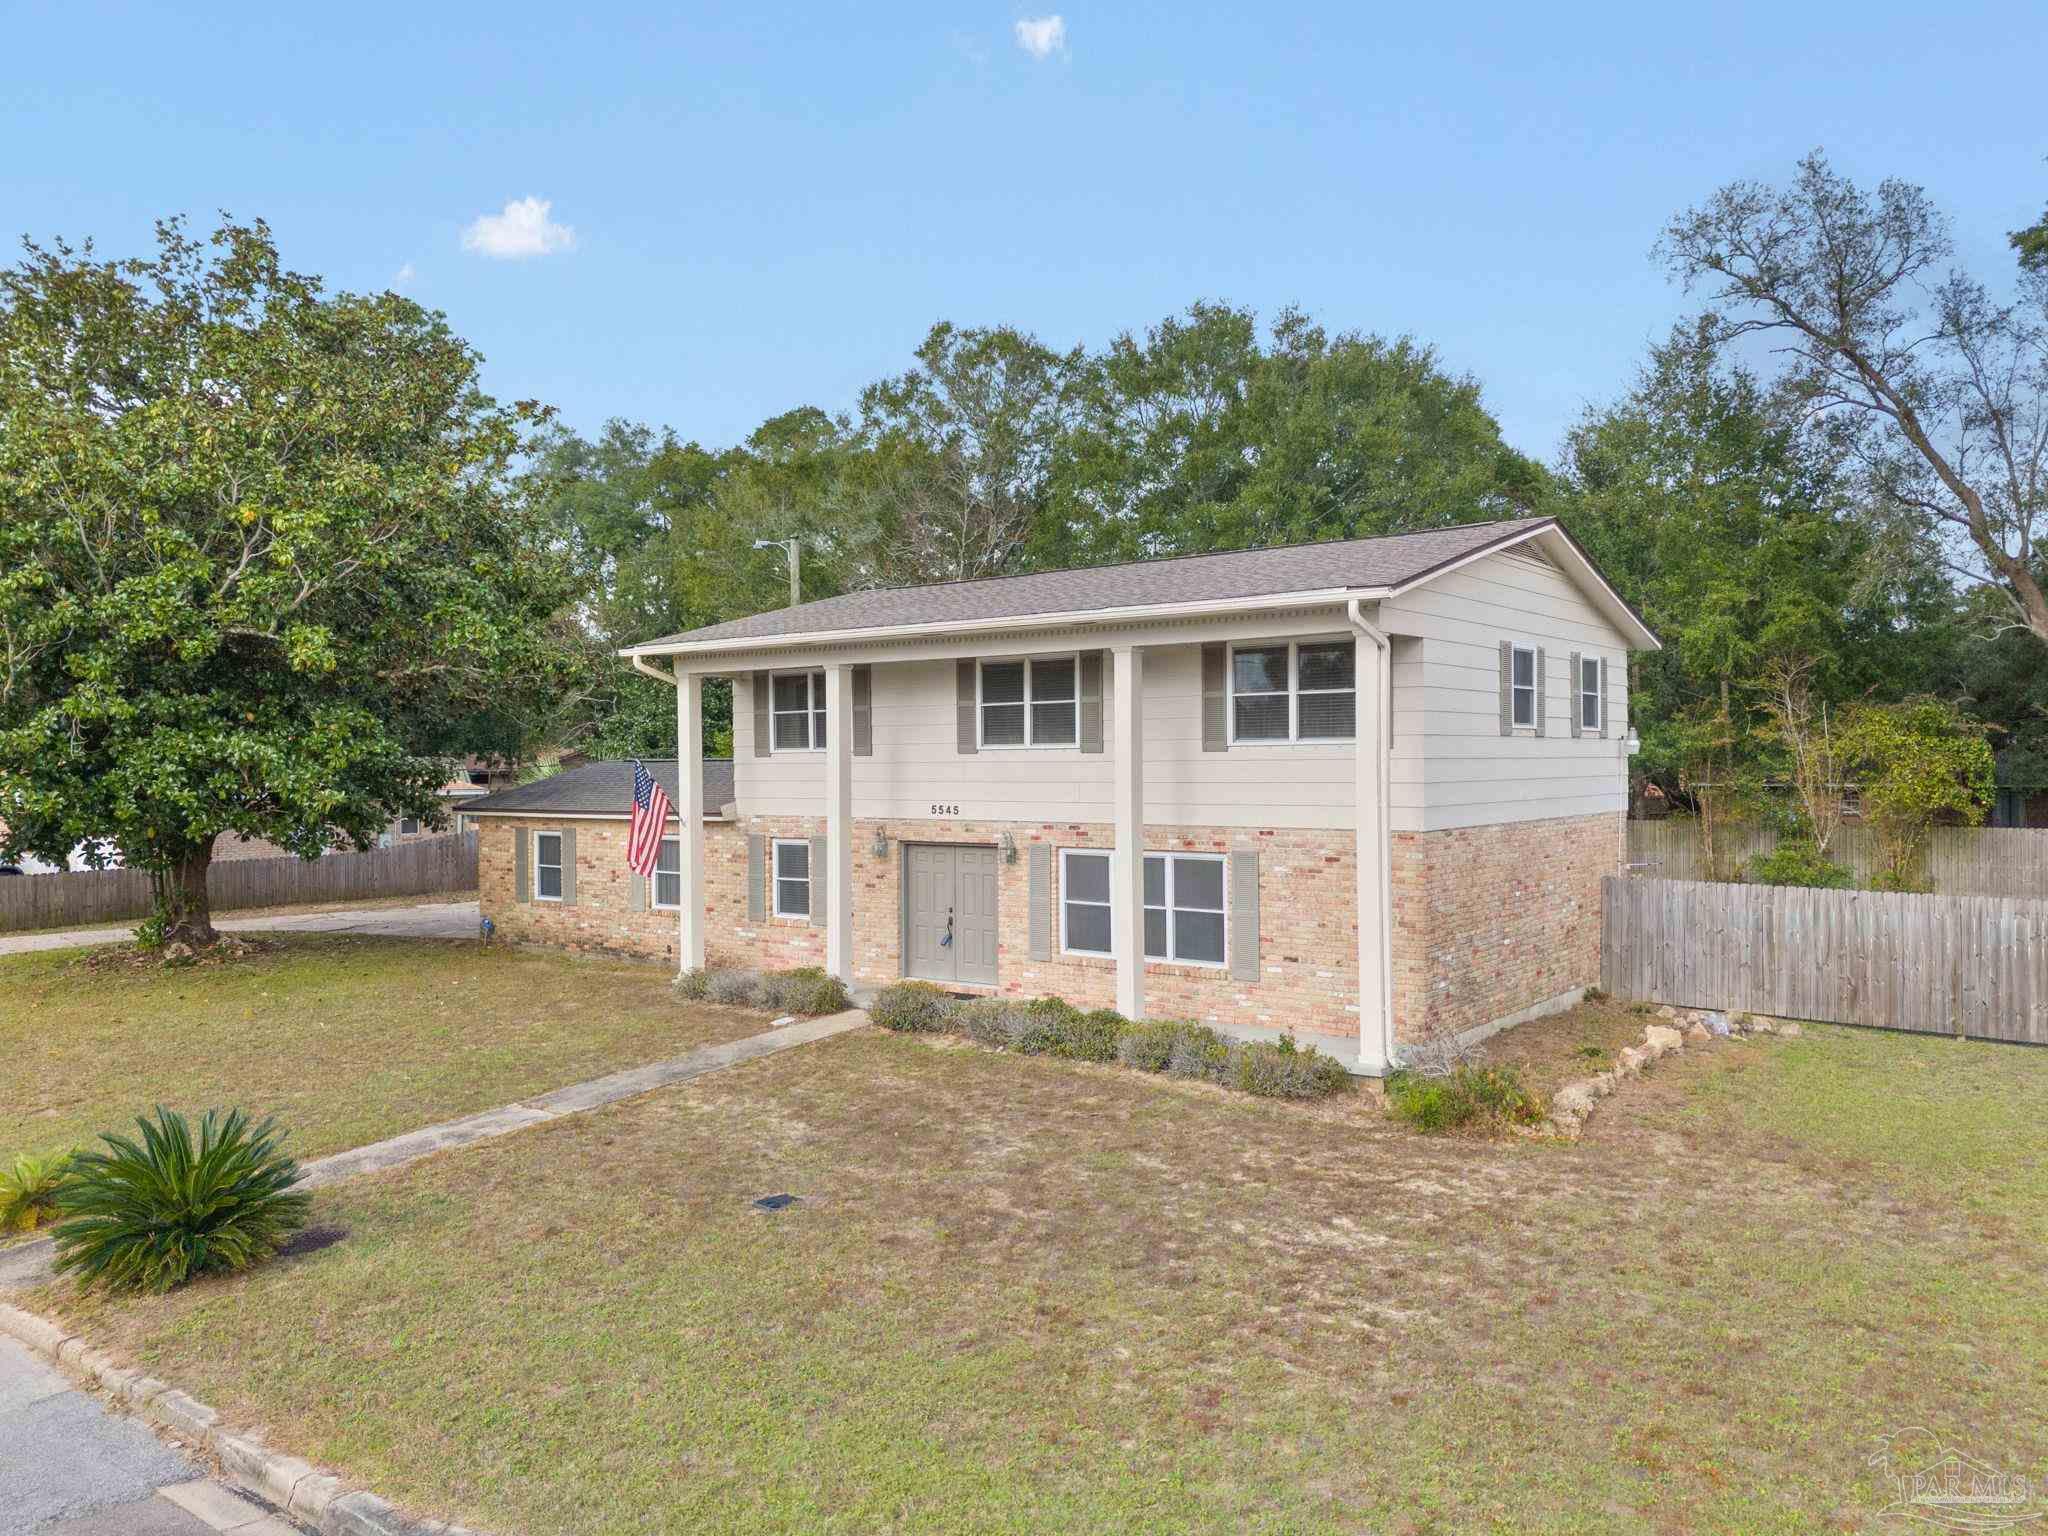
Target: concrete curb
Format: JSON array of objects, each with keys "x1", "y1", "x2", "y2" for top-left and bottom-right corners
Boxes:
[{"x1": 0, "y1": 1299, "x2": 485, "y2": 1535}]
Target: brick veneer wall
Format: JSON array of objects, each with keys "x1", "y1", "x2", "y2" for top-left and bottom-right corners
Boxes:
[
  {"x1": 1388, "y1": 811, "x2": 1622, "y2": 1045},
  {"x1": 478, "y1": 812, "x2": 1359, "y2": 1039}
]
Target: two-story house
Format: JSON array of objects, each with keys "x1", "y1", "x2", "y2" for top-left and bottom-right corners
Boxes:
[{"x1": 462, "y1": 516, "x2": 1658, "y2": 1073}]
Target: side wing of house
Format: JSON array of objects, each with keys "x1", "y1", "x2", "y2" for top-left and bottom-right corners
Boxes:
[{"x1": 1377, "y1": 542, "x2": 1636, "y2": 1045}]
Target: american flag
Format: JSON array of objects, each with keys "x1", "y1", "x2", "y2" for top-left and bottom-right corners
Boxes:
[{"x1": 626, "y1": 759, "x2": 673, "y2": 878}]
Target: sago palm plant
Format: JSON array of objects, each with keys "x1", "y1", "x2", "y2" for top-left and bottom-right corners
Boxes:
[
  {"x1": 52, "y1": 1107, "x2": 311, "y2": 1294},
  {"x1": 0, "y1": 1151, "x2": 72, "y2": 1233}
]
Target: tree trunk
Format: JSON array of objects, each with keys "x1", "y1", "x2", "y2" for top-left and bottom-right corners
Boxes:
[{"x1": 154, "y1": 845, "x2": 218, "y2": 948}]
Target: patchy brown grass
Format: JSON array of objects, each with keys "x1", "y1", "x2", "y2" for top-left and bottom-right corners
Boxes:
[
  {"x1": 1477, "y1": 993, "x2": 1663, "y2": 1099},
  {"x1": 37, "y1": 1020, "x2": 2048, "y2": 1534},
  {"x1": 0, "y1": 935, "x2": 771, "y2": 1164}
]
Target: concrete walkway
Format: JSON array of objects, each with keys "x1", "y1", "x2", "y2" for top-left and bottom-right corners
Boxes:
[
  {"x1": 0, "y1": 900, "x2": 481, "y2": 957},
  {"x1": 0, "y1": 1008, "x2": 869, "y2": 1291},
  {"x1": 0, "y1": 1334, "x2": 298, "y2": 1534}
]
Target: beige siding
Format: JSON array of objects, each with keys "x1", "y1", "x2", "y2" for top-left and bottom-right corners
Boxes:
[
  {"x1": 729, "y1": 548, "x2": 1639, "y2": 836},
  {"x1": 1380, "y1": 547, "x2": 1632, "y2": 832},
  {"x1": 734, "y1": 644, "x2": 1357, "y2": 830}
]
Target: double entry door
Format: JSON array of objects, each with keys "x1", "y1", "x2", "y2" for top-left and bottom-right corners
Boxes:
[{"x1": 904, "y1": 843, "x2": 999, "y2": 986}]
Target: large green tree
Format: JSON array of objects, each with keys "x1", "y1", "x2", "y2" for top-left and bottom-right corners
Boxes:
[
  {"x1": 0, "y1": 219, "x2": 573, "y2": 946},
  {"x1": 1560, "y1": 319, "x2": 1960, "y2": 799}
]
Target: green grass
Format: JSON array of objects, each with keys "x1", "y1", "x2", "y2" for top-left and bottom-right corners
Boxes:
[
  {"x1": 0, "y1": 935, "x2": 772, "y2": 1164},
  {"x1": 36, "y1": 1018, "x2": 2048, "y2": 1534}
]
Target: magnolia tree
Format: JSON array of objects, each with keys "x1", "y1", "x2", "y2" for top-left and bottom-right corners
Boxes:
[{"x1": 0, "y1": 219, "x2": 572, "y2": 947}]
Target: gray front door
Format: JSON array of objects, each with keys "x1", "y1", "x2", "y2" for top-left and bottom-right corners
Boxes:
[{"x1": 904, "y1": 844, "x2": 999, "y2": 986}]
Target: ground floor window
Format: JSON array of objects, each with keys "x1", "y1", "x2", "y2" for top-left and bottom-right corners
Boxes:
[
  {"x1": 1059, "y1": 848, "x2": 1113, "y2": 954},
  {"x1": 534, "y1": 832, "x2": 563, "y2": 901},
  {"x1": 654, "y1": 837, "x2": 680, "y2": 909},
  {"x1": 773, "y1": 838, "x2": 811, "y2": 918},
  {"x1": 1059, "y1": 849, "x2": 1226, "y2": 965}
]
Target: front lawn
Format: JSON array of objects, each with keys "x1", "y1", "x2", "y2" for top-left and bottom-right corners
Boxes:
[
  {"x1": 36, "y1": 1020, "x2": 2048, "y2": 1534},
  {"x1": 0, "y1": 936, "x2": 772, "y2": 1164}
]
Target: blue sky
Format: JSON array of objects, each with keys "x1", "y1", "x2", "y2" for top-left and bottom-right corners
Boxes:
[{"x1": 7, "y1": 2, "x2": 2041, "y2": 462}]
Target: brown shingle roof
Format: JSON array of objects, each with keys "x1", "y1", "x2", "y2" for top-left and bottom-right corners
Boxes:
[
  {"x1": 628, "y1": 517, "x2": 1555, "y2": 651},
  {"x1": 459, "y1": 759, "x2": 736, "y2": 819}
]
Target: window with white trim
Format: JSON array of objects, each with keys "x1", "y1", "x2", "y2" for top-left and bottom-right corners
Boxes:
[
  {"x1": 1145, "y1": 852, "x2": 1225, "y2": 965},
  {"x1": 772, "y1": 838, "x2": 810, "y2": 918},
  {"x1": 1057, "y1": 849, "x2": 1227, "y2": 965},
  {"x1": 1060, "y1": 849, "x2": 1113, "y2": 955},
  {"x1": 654, "y1": 837, "x2": 681, "y2": 909},
  {"x1": 770, "y1": 671, "x2": 827, "y2": 751},
  {"x1": 399, "y1": 817, "x2": 419, "y2": 836},
  {"x1": 1511, "y1": 644, "x2": 1537, "y2": 728},
  {"x1": 980, "y1": 655, "x2": 1078, "y2": 747},
  {"x1": 1579, "y1": 655, "x2": 1601, "y2": 732},
  {"x1": 534, "y1": 832, "x2": 563, "y2": 901},
  {"x1": 1230, "y1": 641, "x2": 1356, "y2": 742}
]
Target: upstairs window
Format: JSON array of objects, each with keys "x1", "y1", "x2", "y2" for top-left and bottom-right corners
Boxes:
[
  {"x1": 1231, "y1": 641, "x2": 1356, "y2": 743},
  {"x1": 980, "y1": 656, "x2": 1078, "y2": 747},
  {"x1": 1579, "y1": 655, "x2": 1602, "y2": 732},
  {"x1": 771, "y1": 671, "x2": 827, "y2": 751},
  {"x1": 1511, "y1": 645, "x2": 1537, "y2": 728}
]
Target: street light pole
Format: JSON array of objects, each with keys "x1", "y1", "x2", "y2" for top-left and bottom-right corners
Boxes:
[{"x1": 752, "y1": 538, "x2": 801, "y2": 607}]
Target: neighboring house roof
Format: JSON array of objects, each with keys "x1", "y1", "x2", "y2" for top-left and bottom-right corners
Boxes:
[
  {"x1": 623, "y1": 516, "x2": 1660, "y2": 656},
  {"x1": 457, "y1": 759, "x2": 737, "y2": 820}
]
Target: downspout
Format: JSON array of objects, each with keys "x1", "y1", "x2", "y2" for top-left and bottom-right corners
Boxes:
[
  {"x1": 1346, "y1": 598, "x2": 1396, "y2": 1074},
  {"x1": 631, "y1": 655, "x2": 678, "y2": 688}
]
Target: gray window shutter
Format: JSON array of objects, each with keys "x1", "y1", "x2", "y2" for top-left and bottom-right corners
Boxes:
[
  {"x1": 560, "y1": 827, "x2": 578, "y2": 905},
  {"x1": 1078, "y1": 651, "x2": 1104, "y2": 754},
  {"x1": 809, "y1": 835, "x2": 828, "y2": 927},
  {"x1": 1229, "y1": 850, "x2": 1259, "y2": 982},
  {"x1": 1534, "y1": 648, "x2": 1547, "y2": 738},
  {"x1": 514, "y1": 829, "x2": 530, "y2": 904},
  {"x1": 1201, "y1": 643, "x2": 1227, "y2": 752},
  {"x1": 1498, "y1": 642, "x2": 1512, "y2": 736},
  {"x1": 628, "y1": 871, "x2": 647, "y2": 912},
  {"x1": 1028, "y1": 843, "x2": 1053, "y2": 959},
  {"x1": 852, "y1": 666, "x2": 873, "y2": 756},
  {"x1": 956, "y1": 660, "x2": 977, "y2": 754},
  {"x1": 1599, "y1": 656, "x2": 1612, "y2": 738},
  {"x1": 751, "y1": 671, "x2": 771, "y2": 757},
  {"x1": 1568, "y1": 651, "x2": 1583, "y2": 739},
  {"x1": 747, "y1": 834, "x2": 766, "y2": 921}
]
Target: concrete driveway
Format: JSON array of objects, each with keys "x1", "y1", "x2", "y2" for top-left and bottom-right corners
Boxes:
[
  {"x1": 0, "y1": 1335, "x2": 298, "y2": 1534},
  {"x1": 0, "y1": 900, "x2": 480, "y2": 957}
]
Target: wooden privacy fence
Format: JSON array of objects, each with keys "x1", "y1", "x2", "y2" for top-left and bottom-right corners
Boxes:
[
  {"x1": 0, "y1": 833, "x2": 479, "y2": 933},
  {"x1": 1603, "y1": 876, "x2": 2046, "y2": 1043},
  {"x1": 1627, "y1": 821, "x2": 2048, "y2": 898}
]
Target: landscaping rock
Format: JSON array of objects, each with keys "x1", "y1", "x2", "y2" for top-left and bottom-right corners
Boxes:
[
  {"x1": 1618, "y1": 1045, "x2": 1648, "y2": 1074},
  {"x1": 1656, "y1": 1005, "x2": 1679, "y2": 1020},
  {"x1": 1551, "y1": 1082, "x2": 1598, "y2": 1122},
  {"x1": 1777, "y1": 1020, "x2": 1803, "y2": 1038},
  {"x1": 1703, "y1": 1011, "x2": 1732, "y2": 1037},
  {"x1": 1686, "y1": 1022, "x2": 1712, "y2": 1043},
  {"x1": 1643, "y1": 1024, "x2": 1684, "y2": 1057}
]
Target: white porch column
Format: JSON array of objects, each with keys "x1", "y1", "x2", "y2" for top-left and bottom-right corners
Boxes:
[
  {"x1": 823, "y1": 662, "x2": 855, "y2": 983},
  {"x1": 1112, "y1": 644, "x2": 1145, "y2": 1020},
  {"x1": 1353, "y1": 626, "x2": 1392, "y2": 1073},
  {"x1": 676, "y1": 670, "x2": 706, "y2": 972}
]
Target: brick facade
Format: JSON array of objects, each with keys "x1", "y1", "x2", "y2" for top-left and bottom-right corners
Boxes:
[
  {"x1": 480, "y1": 813, "x2": 1360, "y2": 1040},
  {"x1": 1388, "y1": 811, "x2": 1622, "y2": 1045},
  {"x1": 479, "y1": 809, "x2": 1621, "y2": 1050}
]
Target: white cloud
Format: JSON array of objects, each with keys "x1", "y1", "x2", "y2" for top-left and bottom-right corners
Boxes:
[
  {"x1": 392, "y1": 261, "x2": 416, "y2": 288},
  {"x1": 1013, "y1": 14, "x2": 1065, "y2": 59},
  {"x1": 461, "y1": 197, "x2": 577, "y2": 260}
]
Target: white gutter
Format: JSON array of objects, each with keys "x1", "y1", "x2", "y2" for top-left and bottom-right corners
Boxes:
[
  {"x1": 617, "y1": 587, "x2": 1382, "y2": 661},
  {"x1": 630, "y1": 655, "x2": 679, "y2": 685},
  {"x1": 1346, "y1": 597, "x2": 1396, "y2": 1075}
]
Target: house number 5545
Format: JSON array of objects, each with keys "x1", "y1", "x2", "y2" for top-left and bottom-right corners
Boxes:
[{"x1": 929, "y1": 803, "x2": 960, "y2": 817}]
